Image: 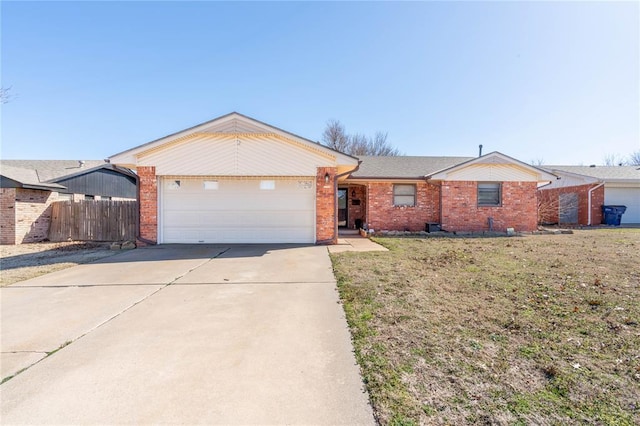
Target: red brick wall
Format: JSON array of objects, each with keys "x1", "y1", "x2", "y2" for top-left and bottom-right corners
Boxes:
[
  {"x1": 138, "y1": 166, "x2": 158, "y2": 244},
  {"x1": 14, "y1": 188, "x2": 57, "y2": 243},
  {"x1": 316, "y1": 167, "x2": 336, "y2": 244},
  {"x1": 441, "y1": 181, "x2": 538, "y2": 232},
  {"x1": 366, "y1": 181, "x2": 440, "y2": 232},
  {"x1": 589, "y1": 184, "x2": 605, "y2": 225},
  {"x1": 538, "y1": 184, "x2": 604, "y2": 225},
  {"x1": 0, "y1": 188, "x2": 16, "y2": 244}
]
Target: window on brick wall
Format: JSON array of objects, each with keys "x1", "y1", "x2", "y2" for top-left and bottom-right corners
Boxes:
[
  {"x1": 393, "y1": 184, "x2": 416, "y2": 206},
  {"x1": 478, "y1": 182, "x2": 501, "y2": 206}
]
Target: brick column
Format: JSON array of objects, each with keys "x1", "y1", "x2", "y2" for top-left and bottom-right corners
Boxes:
[
  {"x1": 0, "y1": 188, "x2": 16, "y2": 245},
  {"x1": 15, "y1": 189, "x2": 56, "y2": 243},
  {"x1": 138, "y1": 166, "x2": 158, "y2": 244},
  {"x1": 316, "y1": 167, "x2": 337, "y2": 244}
]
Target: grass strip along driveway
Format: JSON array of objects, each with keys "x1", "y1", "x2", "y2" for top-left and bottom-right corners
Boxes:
[{"x1": 330, "y1": 229, "x2": 639, "y2": 425}]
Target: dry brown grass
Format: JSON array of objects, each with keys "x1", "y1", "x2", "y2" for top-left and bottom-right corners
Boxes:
[
  {"x1": 331, "y1": 229, "x2": 639, "y2": 425},
  {"x1": 0, "y1": 241, "x2": 117, "y2": 286}
]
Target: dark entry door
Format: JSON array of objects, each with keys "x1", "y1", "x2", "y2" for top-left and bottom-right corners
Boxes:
[{"x1": 338, "y1": 189, "x2": 348, "y2": 227}]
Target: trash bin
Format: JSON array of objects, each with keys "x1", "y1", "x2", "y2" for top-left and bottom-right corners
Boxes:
[
  {"x1": 602, "y1": 205, "x2": 627, "y2": 226},
  {"x1": 425, "y1": 222, "x2": 441, "y2": 233}
]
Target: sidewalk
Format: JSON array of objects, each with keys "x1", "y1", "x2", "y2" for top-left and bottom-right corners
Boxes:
[{"x1": 327, "y1": 236, "x2": 389, "y2": 253}]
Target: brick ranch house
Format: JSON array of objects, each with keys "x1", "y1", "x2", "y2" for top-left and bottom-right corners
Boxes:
[
  {"x1": 0, "y1": 161, "x2": 137, "y2": 244},
  {"x1": 537, "y1": 165, "x2": 640, "y2": 226},
  {"x1": 109, "y1": 112, "x2": 557, "y2": 245}
]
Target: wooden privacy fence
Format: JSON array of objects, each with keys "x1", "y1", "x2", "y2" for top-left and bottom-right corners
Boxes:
[{"x1": 49, "y1": 200, "x2": 138, "y2": 242}]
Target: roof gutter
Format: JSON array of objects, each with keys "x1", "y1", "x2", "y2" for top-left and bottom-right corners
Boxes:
[
  {"x1": 588, "y1": 182, "x2": 605, "y2": 226},
  {"x1": 347, "y1": 176, "x2": 424, "y2": 182},
  {"x1": 21, "y1": 183, "x2": 67, "y2": 191}
]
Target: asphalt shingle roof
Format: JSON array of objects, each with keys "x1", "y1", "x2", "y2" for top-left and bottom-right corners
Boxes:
[
  {"x1": 349, "y1": 156, "x2": 475, "y2": 179},
  {"x1": 545, "y1": 165, "x2": 640, "y2": 182},
  {"x1": 1, "y1": 160, "x2": 107, "y2": 183}
]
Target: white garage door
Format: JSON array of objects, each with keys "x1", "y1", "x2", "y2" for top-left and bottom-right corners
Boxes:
[
  {"x1": 605, "y1": 187, "x2": 640, "y2": 224},
  {"x1": 160, "y1": 177, "x2": 316, "y2": 243}
]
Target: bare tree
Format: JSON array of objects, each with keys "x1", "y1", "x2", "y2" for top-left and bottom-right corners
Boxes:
[
  {"x1": 538, "y1": 192, "x2": 560, "y2": 225},
  {"x1": 627, "y1": 150, "x2": 640, "y2": 166},
  {"x1": 322, "y1": 119, "x2": 350, "y2": 153},
  {"x1": 321, "y1": 119, "x2": 401, "y2": 156},
  {"x1": 368, "y1": 131, "x2": 400, "y2": 156},
  {"x1": 538, "y1": 189, "x2": 580, "y2": 225},
  {"x1": 348, "y1": 133, "x2": 370, "y2": 156},
  {"x1": 603, "y1": 153, "x2": 625, "y2": 166},
  {"x1": 0, "y1": 86, "x2": 12, "y2": 104},
  {"x1": 530, "y1": 158, "x2": 545, "y2": 166}
]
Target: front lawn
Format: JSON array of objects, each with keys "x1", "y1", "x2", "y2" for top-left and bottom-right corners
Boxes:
[{"x1": 331, "y1": 229, "x2": 639, "y2": 425}]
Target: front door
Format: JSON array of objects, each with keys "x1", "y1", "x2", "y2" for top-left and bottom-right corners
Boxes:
[{"x1": 338, "y1": 188, "x2": 348, "y2": 227}]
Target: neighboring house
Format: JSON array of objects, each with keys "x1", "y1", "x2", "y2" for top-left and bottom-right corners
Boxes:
[
  {"x1": 538, "y1": 165, "x2": 640, "y2": 225},
  {"x1": 109, "y1": 112, "x2": 556, "y2": 245},
  {"x1": 0, "y1": 160, "x2": 137, "y2": 244}
]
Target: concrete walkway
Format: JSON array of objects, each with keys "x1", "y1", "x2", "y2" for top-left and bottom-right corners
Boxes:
[
  {"x1": 328, "y1": 236, "x2": 389, "y2": 253},
  {"x1": 1, "y1": 245, "x2": 375, "y2": 425}
]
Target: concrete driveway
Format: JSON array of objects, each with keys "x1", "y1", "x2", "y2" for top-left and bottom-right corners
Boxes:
[{"x1": 1, "y1": 245, "x2": 374, "y2": 425}]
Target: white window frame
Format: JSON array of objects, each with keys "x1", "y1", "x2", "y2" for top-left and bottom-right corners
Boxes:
[
  {"x1": 260, "y1": 180, "x2": 276, "y2": 190},
  {"x1": 203, "y1": 180, "x2": 219, "y2": 190}
]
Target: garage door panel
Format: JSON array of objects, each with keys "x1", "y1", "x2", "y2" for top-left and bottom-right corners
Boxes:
[
  {"x1": 162, "y1": 228, "x2": 313, "y2": 244},
  {"x1": 164, "y1": 193, "x2": 313, "y2": 211},
  {"x1": 605, "y1": 187, "x2": 640, "y2": 224},
  {"x1": 164, "y1": 210, "x2": 314, "y2": 228},
  {"x1": 161, "y1": 177, "x2": 316, "y2": 243}
]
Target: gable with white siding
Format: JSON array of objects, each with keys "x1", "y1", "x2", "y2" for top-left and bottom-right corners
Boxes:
[
  {"x1": 427, "y1": 152, "x2": 557, "y2": 183},
  {"x1": 137, "y1": 133, "x2": 337, "y2": 176},
  {"x1": 110, "y1": 112, "x2": 358, "y2": 174}
]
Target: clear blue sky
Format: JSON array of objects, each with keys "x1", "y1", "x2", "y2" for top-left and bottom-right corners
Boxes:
[{"x1": 1, "y1": 1, "x2": 638, "y2": 165}]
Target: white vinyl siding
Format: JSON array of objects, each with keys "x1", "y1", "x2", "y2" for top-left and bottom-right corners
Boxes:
[
  {"x1": 437, "y1": 164, "x2": 544, "y2": 182},
  {"x1": 139, "y1": 134, "x2": 335, "y2": 176},
  {"x1": 160, "y1": 177, "x2": 315, "y2": 243}
]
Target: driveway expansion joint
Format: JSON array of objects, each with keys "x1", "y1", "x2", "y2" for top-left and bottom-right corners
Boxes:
[
  {"x1": 1, "y1": 285, "x2": 166, "y2": 384},
  {"x1": 165, "y1": 248, "x2": 231, "y2": 287}
]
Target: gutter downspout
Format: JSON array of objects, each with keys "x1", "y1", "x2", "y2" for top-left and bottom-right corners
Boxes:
[
  {"x1": 317, "y1": 161, "x2": 361, "y2": 245},
  {"x1": 587, "y1": 182, "x2": 605, "y2": 226}
]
